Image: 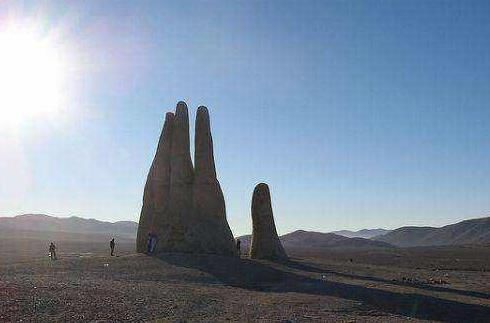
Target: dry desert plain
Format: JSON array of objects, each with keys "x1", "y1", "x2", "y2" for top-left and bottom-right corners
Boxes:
[{"x1": 0, "y1": 231, "x2": 489, "y2": 322}]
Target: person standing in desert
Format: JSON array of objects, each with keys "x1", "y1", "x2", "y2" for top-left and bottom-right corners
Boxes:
[
  {"x1": 49, "y1": 242, "x2": 57, "y2": 260},
  {"x1": 110, "y1": 238, "x2": 115, "y2": 256}
]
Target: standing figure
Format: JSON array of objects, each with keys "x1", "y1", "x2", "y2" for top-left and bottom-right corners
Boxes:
[
  {"x1": 150, "y1": 234, "x2": 158, "y2": 254},
  {"x1": 147, "y1": 233, "x2": 158, "y2": 255},
  {"x1": 110, "y1": 238, "x2": 115, "y2": 256},
  {"x1": 49, "y1": 242, "x2": 57, "y2": 260},
  {"x1": 147, "y1": 233, "x2": 153, "y2": 254},
  {"x1": 236, "y1": 239, "x2": 241, "y2": 255}
]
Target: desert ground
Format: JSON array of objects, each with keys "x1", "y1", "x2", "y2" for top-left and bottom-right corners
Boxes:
[{"x1": 0, "y1": 232, "x2": 489, "y2": 322}]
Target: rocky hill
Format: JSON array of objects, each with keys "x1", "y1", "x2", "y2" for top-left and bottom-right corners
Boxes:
[
  {"x1": 0, "y1": 214, "x2": 137, "y2": 238},
  {"x1": 281, "y1": 230, "x2": 394, "y2": 249},
  {"x1": 373, "y1": 217, "x2": 490, "y2": 247}
]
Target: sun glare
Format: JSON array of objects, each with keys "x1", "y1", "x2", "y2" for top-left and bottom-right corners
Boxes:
[{"x1": 0, "y1": 26, "x2": 64, "y2": 126}]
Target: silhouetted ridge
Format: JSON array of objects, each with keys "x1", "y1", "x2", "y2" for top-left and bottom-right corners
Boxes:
[
  {"x1": 373, "y1": 217, "x2": 490, "y2": 247},
  {"x1": 0, "y1": 214, "x2": 137, "y2": 237}
]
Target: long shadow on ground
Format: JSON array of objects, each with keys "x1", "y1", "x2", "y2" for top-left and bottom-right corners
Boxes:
[
  {"x1": 158, "y1": 253, "x2": 490, "y2": 323},
  {"x1": 283, "y1": 259, "x2": 490, "y2": 300}
]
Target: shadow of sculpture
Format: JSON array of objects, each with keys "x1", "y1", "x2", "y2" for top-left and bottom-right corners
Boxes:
[
  {"x1": 158, "y1": 253, "x2": 490, "y2": 322},
  {"x1": 282, "y1": 259, "x2": 490, "y2": 300},
  {"x1": 157, "y1": 253, "x2": 286, "y2": 289}
]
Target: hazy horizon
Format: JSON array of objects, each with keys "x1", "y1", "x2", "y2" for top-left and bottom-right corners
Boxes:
[
  {"x1": 2, "y1": 212, "x2": 488, "y2": 234},
  {"x1": 1, "y1": 1, "x2": 490, "y2": 236}
]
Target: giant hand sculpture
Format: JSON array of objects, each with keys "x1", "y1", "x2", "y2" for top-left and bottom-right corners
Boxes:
[{"x1": 136, "y1": 102, "x2": 237, "y2": 256}]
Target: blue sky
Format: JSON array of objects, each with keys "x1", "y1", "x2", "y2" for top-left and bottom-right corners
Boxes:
[{"x1": 1, "y1": 1, "x2": 489, "y2": 236}]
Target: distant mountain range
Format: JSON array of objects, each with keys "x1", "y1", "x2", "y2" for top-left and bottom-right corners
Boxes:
[
  {"x1": 330, "y1": 228, "x2": 391, "y2": 239},
  {"x1": 1, "y1": 214, "x2": 489, "y2": 249},
  {"x1": 0, "y1": 214, "x2": 137, "y2": 238},
  {"x1": 238, "y1": 230, "x2": 393, "y2": 252},
  {"x1": 373, "y1": 217, "x2": 490, "y2": 247},
  {"x1": 281, "y1": 230, "x2": 393, "y2": 249}
]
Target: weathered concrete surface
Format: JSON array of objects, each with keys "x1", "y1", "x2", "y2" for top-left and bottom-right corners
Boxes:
[
  {"x1": 250, "y1": 183, "x2": 288, "y2": 261},
  {"x1": 191, "y1": 106, "x2": 236, "y2": 255},
  {"x1": 163, "y1": 102, "x2": 195, "y2": 251},
  {"x1": 136, "y1": 112, "x2": 174, "y2": 253},
  {"x1": 137, "y1": 102, "x2": 236, "y2": 255}
]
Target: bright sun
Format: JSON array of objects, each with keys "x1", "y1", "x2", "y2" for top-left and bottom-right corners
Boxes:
[{"x1": 0, "y1": 27, "x2": 64, "y2": 126}]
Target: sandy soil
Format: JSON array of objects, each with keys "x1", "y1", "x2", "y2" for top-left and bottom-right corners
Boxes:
[{"x1": 0, "y1": 237, "x2": 489, "y2": 322}]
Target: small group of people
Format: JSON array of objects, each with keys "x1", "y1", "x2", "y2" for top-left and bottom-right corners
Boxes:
[
  {"x1": 49, "y1": 232, "x2": 241, "y2": 260},
  {"x1": 48, "y1": 238, "x2": 117, "y2": 260},
  {"x1": 47, "y1": 236, "x2": 241, "y2": 259}
]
